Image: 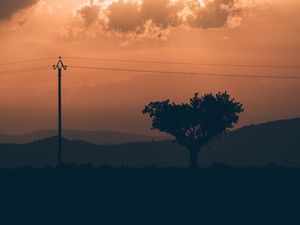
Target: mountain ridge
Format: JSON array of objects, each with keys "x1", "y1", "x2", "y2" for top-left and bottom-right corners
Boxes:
[
  {"x1": 0, "y1": 129, "x2": 169, "y2": 145},
  {"x1": 0, "y1": 117, "x2": 299, "y2": 168}
]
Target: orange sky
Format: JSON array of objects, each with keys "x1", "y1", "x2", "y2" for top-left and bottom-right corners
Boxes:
[{"x1": 0, "y1": 0, "x2": 299, "y2": 134}]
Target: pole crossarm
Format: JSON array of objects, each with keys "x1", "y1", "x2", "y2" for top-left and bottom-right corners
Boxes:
[{"x1": 53, "y1": 56, "x2": 67, "y2": 71}]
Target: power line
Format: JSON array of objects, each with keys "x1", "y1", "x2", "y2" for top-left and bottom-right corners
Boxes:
[
  {"x1": 0, "y1": 66, "x2": 50, "y2": 73},
  {"x1": 68, "y1": 65, "x2": 300, "y2": 80},
  {"x1": 1, "y1": 56, "x2": 299, "y2": 70},
  {"x1": 0, "y1": 63, "x2": 299, "y2": 80},
  {"x1": 65, "y1": 57, "x2": 300, "y2": 70},
  {"x1": 0, "y1": 57, "x2": 56, "y2": 66},
  {"x1": 0, "y1": 66, "x2": 50, "y2": 76}
]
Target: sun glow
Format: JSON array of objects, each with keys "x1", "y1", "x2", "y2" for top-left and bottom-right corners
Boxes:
[
  {"x1": 198, "y1": 0, "x2": 206, "y2": 8},
  {"x1": 169, "y1": 0, "x2": 207, "y2": 8},
  {"x1": 82, "y1": 0, "x2": 209, "y2": 11}
]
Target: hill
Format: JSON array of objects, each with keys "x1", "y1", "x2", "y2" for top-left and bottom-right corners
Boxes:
[
  {"x1": 200, "y1": 117, "x2": 300, "y2": 167},
  {"x1": 0, "y1": 117, "x2": 299, "y2": 168},
  {"x1": 0, "y1": 130, "x2": 168, "y2": 145}
]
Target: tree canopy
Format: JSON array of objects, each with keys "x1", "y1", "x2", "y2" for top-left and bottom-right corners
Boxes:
[{"x1": 143, "y1": 92, "x2": 244, "y2": 168}]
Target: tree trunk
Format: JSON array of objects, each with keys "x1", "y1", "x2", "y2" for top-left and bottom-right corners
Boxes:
[{"x1": 189, "y1": 150, "x2": 199, "y2": 168}]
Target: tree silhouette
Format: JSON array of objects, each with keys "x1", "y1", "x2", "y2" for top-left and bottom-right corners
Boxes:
[{"x1": 143, "y1": 92, "x2": 244, "y2": 168}]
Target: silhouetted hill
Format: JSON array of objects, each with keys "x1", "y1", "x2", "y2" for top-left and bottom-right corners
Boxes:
[
  {"x1": 200, "y1": 117, "x2": 300, "y2": 167},
  {"x1": 0, "y1": 137, "x2": 183, "y2": 168},
  {"x1": 0, "y1": 118, "x2": 299, "y2": 168},
  {"x1": 0, "y1": 130, "x2": 168, "y2": 145}
]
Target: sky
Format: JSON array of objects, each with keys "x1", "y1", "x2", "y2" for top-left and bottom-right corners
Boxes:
[{"x1": 0, "y1": 0, "x2": 299, "y2": 135}]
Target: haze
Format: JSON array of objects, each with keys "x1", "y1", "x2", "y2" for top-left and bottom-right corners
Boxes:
[{"x1": 0, "y1": 0, "x2": 299, "y2": 135}]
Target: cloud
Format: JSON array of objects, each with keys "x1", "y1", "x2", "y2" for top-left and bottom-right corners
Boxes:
[
  {"x1": 62, "y1": 0, "x2": 264, "y2": 42},
  {"x1": 0, "y1": 0, "x2": 39, "y2": 21},
  {"x1": 187, "y1": 0, "x2": 238, "y2": 29},
  {"x1": 107, "y1": 1, "x2": 141, "y2": 32},
  {"x1": 140, "y1": 0, "x2": 175, "y2": 28},
  {"x1": 77, "y1": 4, "x2": 101, "y2": 26}
]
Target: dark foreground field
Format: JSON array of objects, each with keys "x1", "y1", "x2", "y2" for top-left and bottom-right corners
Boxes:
[{"x1": 0, "y1": 165, "x2": 299, "y2": 225}]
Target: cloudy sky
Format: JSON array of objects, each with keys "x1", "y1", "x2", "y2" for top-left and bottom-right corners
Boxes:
[{"x1": 0, "y1": 0, "x2": 299, "y2": 134}]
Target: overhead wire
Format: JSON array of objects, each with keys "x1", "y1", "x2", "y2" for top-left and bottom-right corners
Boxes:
[
  {"x1": 0, "y1": 57, "x2": 299, "y2": 80},
  {"x1": 68, "y1": 65, "x2": 300, "y2": 80},
  {"x1": 0, "y1": 57, "x2": 56, "y2": 66},
  {"x1": 1, "y1": 56, "x2": 299, "y2": 70},
  {"x1": 0, "y1": 66, "x2": 51, "y2": 77},
  {"x1": 65, "y1": 56, "x2": 300, "y2": 70}
]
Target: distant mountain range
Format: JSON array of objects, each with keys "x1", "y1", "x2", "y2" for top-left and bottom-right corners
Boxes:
[
  {"x1": 0, "y1": 118, "x2": 299, "y2": 168},
  {"x1": 0, "y1": 130, "x2": 169, "y2": 145}
]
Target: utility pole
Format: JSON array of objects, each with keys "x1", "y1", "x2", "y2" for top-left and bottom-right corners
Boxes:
[{"x1": 53, "y1": 57, "x2": 67, "y2": 167}]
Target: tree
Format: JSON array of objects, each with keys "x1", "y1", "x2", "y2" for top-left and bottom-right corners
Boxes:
[{"x1": 143, "y1": 92, "x2": 244, "y2": 168}]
